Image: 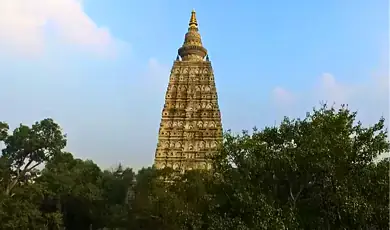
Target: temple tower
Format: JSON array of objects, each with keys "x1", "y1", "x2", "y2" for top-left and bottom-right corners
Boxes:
[{"x1": 154, "y1": 10, "x2": 223, "y2": 171}]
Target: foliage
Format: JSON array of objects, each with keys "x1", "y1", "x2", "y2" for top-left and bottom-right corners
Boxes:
[{"x1": 0, "y1": 104, "x2": 388, "y2": 230}]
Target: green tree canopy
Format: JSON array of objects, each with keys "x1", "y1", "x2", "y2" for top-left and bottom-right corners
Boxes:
[{"x1": 0, "y1": 104, "x2": 388, "y2": 229}]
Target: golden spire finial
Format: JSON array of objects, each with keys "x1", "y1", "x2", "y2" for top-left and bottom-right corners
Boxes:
[
  {"x1": 189, "y1": 9, "x2": 198, "y2": 28},
  {"x1": 178, "y1": 9, "x2": 207, "y2": 61}
]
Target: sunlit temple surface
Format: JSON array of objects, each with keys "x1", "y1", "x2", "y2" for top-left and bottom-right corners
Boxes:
[{"x1": 154, "y1": 10, "x2": 223, "y2": 171}]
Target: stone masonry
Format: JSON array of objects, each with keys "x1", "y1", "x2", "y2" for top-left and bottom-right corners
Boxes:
[{"x1": 154, "y1": 10, "x2": 223, "y2": 171}]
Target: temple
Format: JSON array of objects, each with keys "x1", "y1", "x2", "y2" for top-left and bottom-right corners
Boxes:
[{"x1": 154, "y1": 10, "x2": 223, "y2": 171}]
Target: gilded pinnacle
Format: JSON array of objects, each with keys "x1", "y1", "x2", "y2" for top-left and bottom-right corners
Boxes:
[
  {"x1": 178, "y1": 10, "x2": 207, "y2": 61},
  {"x1": 189, "y1": 9, "x2": 198, "y2": 28}
]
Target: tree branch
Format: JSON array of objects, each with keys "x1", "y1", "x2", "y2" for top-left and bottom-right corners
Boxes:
[
  {"x1": 21, "y1": 159, "x2": 34, "y2": 174},
  {"x1": 289, "y1": 182, "x2": 305, "y2": 208},
  {"x1": 5, "y1": 158, "x2": 42, "y2": 196}
]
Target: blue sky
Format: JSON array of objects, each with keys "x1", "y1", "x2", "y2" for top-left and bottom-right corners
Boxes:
[{"x1": 0, "y1": 0, "x2": 388, "y2": 169}]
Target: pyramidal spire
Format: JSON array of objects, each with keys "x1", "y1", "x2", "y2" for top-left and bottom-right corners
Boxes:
[
  {"x1": 154, "y1": 9, "x2": 223, "y2": 172},
  {"x1": 178, "y1": 9, "x2": 208, "y2": 61}
]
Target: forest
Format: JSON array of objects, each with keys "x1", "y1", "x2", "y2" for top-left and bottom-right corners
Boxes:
[{"x1": 0, "y1": 104, "x2": 389, "y2": 230}]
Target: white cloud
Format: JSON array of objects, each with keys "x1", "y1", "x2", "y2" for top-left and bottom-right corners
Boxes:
[
  {"x1": 271, "y1": 72, "x2": 389, "y2": 159},
  {"x1": 272, "y1": 86, "x2": 296, "y2": 107},
  {"x1": 0, "y1": 0, "x2": 116, "y2": 56},
  {"x1": 318, "y1": 73, "x2": 350, "y2": 103},
  {"x1": 271, "y1": 72, "x2": 389, "y2": 121},
  {"x1": 148, "y1": 58, "x2": 170, "y2": 79},
  {"x1": 314, "y1": 72, "x2": 388, "y2": 108},
  {"x1": 144, "y1": 58, "x2": 170, "y2": 95}
]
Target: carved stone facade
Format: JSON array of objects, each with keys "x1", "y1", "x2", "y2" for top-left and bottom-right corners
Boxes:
[{"x1": 154, "y1": 10, "x2": 223, "y2": 171}]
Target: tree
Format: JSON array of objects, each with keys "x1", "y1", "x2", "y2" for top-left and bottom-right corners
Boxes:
[
  {"x1": 39, "y1": 152, "x2": 104, "y2": 230},
  {"x1": 99, "y1": 164, "x2": 135, "y2": 229},
  {"x1": 0, "y1": 118, "x2": 66, "y2": 196},
  {"x1": 0, "y1": 105, "x2": 388, "y2": 230},
  {"x1": 212, "y1": 104, "x2": 389, "y2": 229},
  {"x1": 128, "y1": 167, "x2": 177, "y2": 230},
  {"x1": 0, "y1": 119, "x2": 66, "y2": 229}
]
